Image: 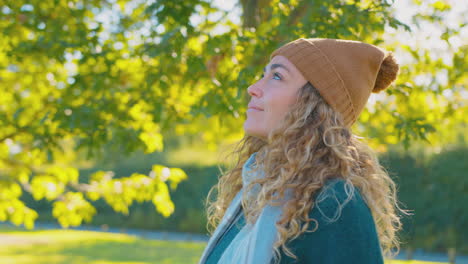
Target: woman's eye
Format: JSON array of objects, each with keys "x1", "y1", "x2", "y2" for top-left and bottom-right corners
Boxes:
[{"x1": 260, "y1": 72, "x2": 281, "y2": 80}]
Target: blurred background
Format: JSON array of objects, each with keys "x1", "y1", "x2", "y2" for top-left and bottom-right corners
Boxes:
[{"x1": 0, "y1": 0, "x2": 466, "y2": 263}]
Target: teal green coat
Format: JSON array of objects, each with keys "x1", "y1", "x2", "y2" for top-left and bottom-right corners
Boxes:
[{"x1": 204, "y1": 179, "x2": 384, "y2": 264}]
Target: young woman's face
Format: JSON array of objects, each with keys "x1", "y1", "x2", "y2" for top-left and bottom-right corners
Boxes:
[{"x1": 244, "y1": 55, "x2": 308, "y2": 140}]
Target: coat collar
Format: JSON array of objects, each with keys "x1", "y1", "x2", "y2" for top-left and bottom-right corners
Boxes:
[
  {"x1": 198, "y1": 188, "x2": 244, "y2": 264},
  {"x1": 198, "y1": 152, "x2": 259, "y2": 264}
]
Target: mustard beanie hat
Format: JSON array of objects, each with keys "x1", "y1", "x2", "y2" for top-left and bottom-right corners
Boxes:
[{"x1": 270, "y1": 38, "x2": 399, "y2": 128}]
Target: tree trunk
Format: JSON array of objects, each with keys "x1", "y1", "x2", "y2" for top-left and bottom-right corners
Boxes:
[
  {"x1": 406, "y1": 247, "x2": 414, "y2": 260},
  {"x1": 448, "y1": 247, "x2": 456, "y2": 264}
]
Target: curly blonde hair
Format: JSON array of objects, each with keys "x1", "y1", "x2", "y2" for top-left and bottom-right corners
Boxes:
[{"x1": 205, "y1": 81, "x2": 409, "y2": 263}]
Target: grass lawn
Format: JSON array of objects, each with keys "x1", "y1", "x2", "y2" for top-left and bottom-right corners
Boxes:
[
  {"x1": 0, "y1": 225, "x2": 204, "y2": 264},
  {"x1": 0, "y1": 225, "x2": 447, "y2": 264}
]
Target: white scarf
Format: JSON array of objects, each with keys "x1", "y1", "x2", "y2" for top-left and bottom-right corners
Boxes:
[{"x1": 198, "y1": 152, "x2": 293, "y2": 264}]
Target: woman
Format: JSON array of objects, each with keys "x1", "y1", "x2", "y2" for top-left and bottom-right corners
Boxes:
[{"x1": 198, "y1": 38, "x2": 408, "y2": 264}]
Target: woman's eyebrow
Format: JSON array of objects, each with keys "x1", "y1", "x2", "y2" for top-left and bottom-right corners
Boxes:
[{"x1": 263, "y1": 63, "x2": 291, "y2": 73}]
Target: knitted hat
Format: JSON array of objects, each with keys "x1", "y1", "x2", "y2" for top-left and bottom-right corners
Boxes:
[{"x1": 269, "y1": 38, "x2": 399, "y2": 128}]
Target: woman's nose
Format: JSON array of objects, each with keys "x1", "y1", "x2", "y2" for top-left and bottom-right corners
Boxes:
[{"x1": 247, "y1": 80, "x2": 263, "y2": 97}]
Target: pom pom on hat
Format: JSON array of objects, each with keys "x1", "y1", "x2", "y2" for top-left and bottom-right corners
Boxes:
[{"x1": 373, "y1": 52, "x2": 399, "y2": 93}]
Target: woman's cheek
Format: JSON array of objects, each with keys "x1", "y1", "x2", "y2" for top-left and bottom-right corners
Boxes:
[{"x1": 264, "y1": 108, "x2": 276, "y2": 130}]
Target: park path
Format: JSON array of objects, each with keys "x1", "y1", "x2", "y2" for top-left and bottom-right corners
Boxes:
[
  {"x1": 1, "y1": 221, "x2": 467, "y2": 264},
  {"x1": 0, "y1": 221, "x2": 209, "y2": 243}
]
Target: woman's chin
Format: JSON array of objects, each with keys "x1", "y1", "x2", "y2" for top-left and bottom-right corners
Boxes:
[{"x1": 243, "y1": 123, "x2": 265, "y2": 139}]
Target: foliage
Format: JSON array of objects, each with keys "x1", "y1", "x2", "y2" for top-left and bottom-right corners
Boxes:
[
  {"x1": 356, "y1": 0, "x2": 467, "y2": 151},
  {"x1": 380, "y1": 145, "x2": 468, "y2": 254},
  {"x1": 24, "y1": 161, "x2": 220, "y2": 234},
  {"x1": 425, "y1": 145, "x2": 467, "y2": 251}
]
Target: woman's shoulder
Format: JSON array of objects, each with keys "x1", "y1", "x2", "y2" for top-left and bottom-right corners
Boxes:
[
  {"x1": 311, "y1": 177, "x2": 370, "y2": 224},
  {"x1": 276, "y1": 179, "x2": 384, "y2": 263}
]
